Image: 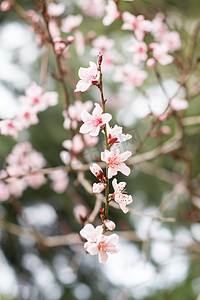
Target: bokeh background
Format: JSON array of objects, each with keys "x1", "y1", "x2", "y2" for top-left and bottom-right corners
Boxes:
[{"x1": 0, "y1": 0, "x2": 200, "y2": 300}]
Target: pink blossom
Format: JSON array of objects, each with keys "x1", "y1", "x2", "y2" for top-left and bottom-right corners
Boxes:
[
  {"x1": 77, "y1": 0, "x2": 105, "y2": 18},
  {"x1": 0, "y1": 120, "x2": 19, "y2": 139},
  {"x1": 0, "y1": 1, "x2": 12, "y2": 11},
  {"x1": 26, "y1": 173, "x2": 47, "y2": 189},
  {"x1": 83, "y1": 133, "x2": 98, "y2": 147},
  {"x1": 0, "y1": 181, "x2": 10, "y2": 202},
  {"x1": 170, "y1": 98, "x2": 189, "y2": 111},
  {"x1": 90, "y1": 163, "x2": 105, "y2": 182},
  {"x1": 49, "y1": 170, "x2": 69, "y2": 193},
  {"x1": 53, "y1": 39, "x2": 66, "y2": 55},
  {"x1": 73, "y1": 204, "x2": 88, "y2": 223},
  {"x1": 16, "y1": 107, "x2": 39, "y2": 129},
  {"x1": 60, "y1": 151, "x2": 82, "y2": 169},
  {"x1": 74, "y1": 30, "x2": 85, "y2": 56},
  {"x1": 47, "y1": 3, "x2": 65, "y2": 17},
  {"x1": 103, "y1": 0, "x2": 120, "y2": 26},
  {"x1": 26, "y1": 10, "x2": 40, "y2": 24},
  {"x1": 61, "y1": 15, "x2": 83, "y2": 33},
  {"x1": 151, "y1": 12, "x2": 168, "y2": 41},
  {"x1": 63, "y1": 100, "x2": 93, "y2": 130},
  {"x1": 122, "y1": 12, "x2": 152, "y2": 40},
  {"x1": 151, "y1": 43, "x2": 173, "y2": 65},
  {"x1": 112, "y1": 178, "x2": 133, "y2": 213},
  {"x1": 104, "y1": 220, "x2": 116, "y2": 231},
  {"x1": 74, "y1": 62, "x2": 100, "y2": 93},
  {"x1": 20, "y1": 82, "x2": 58, "y2": 112},
  {"x1": 62, "y1": 134, "x2": 84, "y2": 154},
  {"x1": 6, "y1": 142, "x2": 46, "y2": 174},
  {"x1": 101, "y1": 148, "x2": 132, "y2": 179},
  {"x1": 80, "y1": 103, "x2": 112, "y2": 136},
  {"x1": 106, "y1": 124, "x2": 132, "y2": 146},
  {"x1": 86, "y1": 233, "x2": 119, "y2": 263},
  {"x1": 146, "y1": 58, "x2": 156, "y2": 68},
  {"x1": 91, "y1": 35, "x2": 114, "y2": 56},
  {"x1": 113, "y1": 65, "x2": 147, "y2": 88},
  {"x1": 6, "y1": 178, "x2": 27, "y2": 198},
  {"x1": 80, "y1": 223, "x2": 103, "y2": 249},
  {"x1": 92, "y1": 182, "x2": 106, "y2": 193},
  {"x1": 128, "y1": 38, "x2": 148, "y2": 64},
  {"x1": 162, "y1": 31, "x2": 182, "y2": 52}
]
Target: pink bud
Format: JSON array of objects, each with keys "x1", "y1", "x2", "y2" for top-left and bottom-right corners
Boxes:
[
  {"x1": 160, "y1": 125, "x2": 171, "y2": 135},
  {"x1": 104, "y1": 220, "x2": 116, "y2": 231},
  {"x1": 0, "y1": 1, "x2": 11, "y2": 11},
  {"x1": 90, "y1": 163, "x2": 105, "y2": 182},
  {"x1": 73, "y1": 204, "x2": 88, "y2": 223},
  {"x1": 146, "y1": 58, "x2": 156, "y2": 68},
  {"x1": 66, "y1": 36, "x2": 74, "y2": 43}
]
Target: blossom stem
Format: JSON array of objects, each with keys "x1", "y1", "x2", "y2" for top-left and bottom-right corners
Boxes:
[{"x1": 97, "y1": 56, "x2": 110, "y2": 223}]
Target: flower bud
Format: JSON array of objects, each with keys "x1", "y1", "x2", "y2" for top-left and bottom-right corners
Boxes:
[
  {"x1": 104, "y1": 220, "x2": 116, "y2": 231},
  {"x1": 90, "y1": 163, "x2": 105, "y2": 182}
]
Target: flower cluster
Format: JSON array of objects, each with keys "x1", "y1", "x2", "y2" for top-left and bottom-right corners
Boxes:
[
  {"x1": 75, "y1": 59, "x2": 133, "y2": 263},
  {"x1": 0, "y1": 143, "x2": 47, "y2": 200},
  {"x1": 0, "y1": 82, "x2": 58, "y2": 139}
]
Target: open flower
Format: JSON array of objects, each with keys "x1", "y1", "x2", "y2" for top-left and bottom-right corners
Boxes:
[
  {"x1": 80, "y1": 224, "x2": 119, "y2": 263},
  {"x1": 80, "y1": 103, "x2": 112, "y2": 136},
  {"x1": 101, "y1": 148, "x2": 132, "y2": 179},
  {"x1": 74, "y1": 61, "x2": 100, "y2": 92},
  {"x1": 86, "y1": 233, "x2": 119, "y2": 263},
  {"x1": 106, "y1": 124, "x2": 132, "y2": 147},
  {"x1": 112, "y1": 178, "x2": 133, "y2": 213}
]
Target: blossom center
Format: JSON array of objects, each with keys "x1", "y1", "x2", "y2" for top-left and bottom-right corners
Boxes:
[
  {"x1": 98, "y1": 241, "x2": 107, "y2": 251},
  {"x1": 108, "y1": 154, "x2": 120, "y2": 168},
  {"x1": 91, "y1": 117, "x2": 103, "y2": 127},
  {"x1": 33, "y1": 97, "x2": 39, "y2": 104}
]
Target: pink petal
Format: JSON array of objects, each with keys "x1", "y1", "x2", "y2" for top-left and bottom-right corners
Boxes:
[
  {"x1": 108, "y1": 167, "x2": 117, "y2": 179},
  {"x1": 118, "y1": 163, "x2": 131, "y2": 176},
  {"x1": 87, "y1": 244, "x2": 99, "y2": 255},
  {"x1": 89, "y1": 126, "x2": 100, "y2": 136},
  {"x1": 81, "y1": 110, "x2": 92, "y2": 122},
  {"x1": 112, "y1": 178, "x2": 118, "y2": 191},
  {"x1": 74, "y1": 79, "x2": 91, "y2": 92},
  {"x1": 120, "y1": 151, "x2": 132, "y2": 162},
  {"x1": 98, "y1": 251, "x2": 108, "y2": 263},
  {"x1": 101, "y1": 113, "x2": 112, "y2": 124},
  {"x1": 79, "y1": 123, "x2": 90, "y2": 134},
  {"x1": 92, "y1": 103, "x2": 102, "y2": 117}
]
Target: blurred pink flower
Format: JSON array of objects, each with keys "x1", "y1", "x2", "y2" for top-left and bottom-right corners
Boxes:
[
  {"x1": 49, "y1": 170, "x2": 69, "y2": 194},
  {"x1": 0, "y1": 120, "x2": 19, "y2": 139},
  {"x1": 61, "y1": 15, "x2": 83, "y2": 33},
  {"x1": 103, "y1": 0, "x2": 120, "y2": 26},
  {"x1": 113, "y1": 64, "x2": 148, "y2": 88},
  {"x1": 122, "y1": 12, "x2": 152, "y2": 40},
  {"x1": 47, "y1": 2, "x2": 65, "y2": 17}
]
